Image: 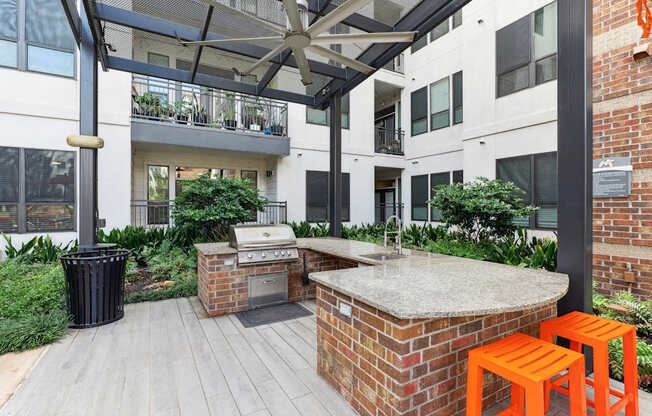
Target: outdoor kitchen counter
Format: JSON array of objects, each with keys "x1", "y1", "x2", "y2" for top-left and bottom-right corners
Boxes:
[{"x1": 300, "y1": 237, "x2": 569, "y2": 319}]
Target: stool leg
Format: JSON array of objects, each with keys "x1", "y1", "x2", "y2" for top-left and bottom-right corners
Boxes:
[
  {"x1": 593, "y1": 343, "x2": 611, "y2": 416},
  {"x1": 623, "y1": 329, "x2": 640, "y2": 416},
  {"x1": 568, "y1": 358, "x2": 587, "y2": 416},
  {"x1": 525, "y1": 382, "x2": 545, "y2": 416},
  {"x1": 510, "y1": 383, "x2": 524, "y2": 416},
  {"x1": 466, "y1": 356, "x2": 484, "y2": 416},
  {"x1": 540, "y1": 325, "x2": 554, "y2": 413}
]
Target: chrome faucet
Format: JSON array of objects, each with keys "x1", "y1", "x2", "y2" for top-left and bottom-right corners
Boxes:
[{"x1": 384, "y1": 215, "x2": 402, "y2": 255}]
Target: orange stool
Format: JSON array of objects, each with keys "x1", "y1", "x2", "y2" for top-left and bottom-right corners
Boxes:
[
  {"x1": 466, "y1": 333, "x2": 586, "y2": 416},
  {"x1": 541, "y1": 312, "x2": 639, "y2": 416}
]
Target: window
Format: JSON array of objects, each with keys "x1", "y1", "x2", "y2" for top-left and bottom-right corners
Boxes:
[
  {"x1": 496, "y1": 152, "x2": 558, "y2": 229},
  {"x1": 306, "y1": 171, "x2": 350, "y2": 223},
  {"x1": 430, "y1": 78, "x2": 450, "y2": 131},
  {"x1": 453, "y1": 170, "x2": 464, "y2": 184},
  {"x1": 305, "y1": 93, "x2": 350, "y2": 129},
  {"x1": 496, "y1": 1, "x2": 557, "y2": 97},
  {"x1": 148, "y1": 165, "x2": 169, "y2": 225},
  {"x1": 0, "y1": 0, "x2": 75, "y2": 75},
  {"x1": 430, "y1": 19, "x2": 449, "y2": 42},
  {"x1": 147, "y1": 52, "x2": 170, "y2": 101},
  {"x1": 411, "y1": 175, "x2": 428, "y2": 221},
  {"x1": 452, "y1": 9, "x2": 463, "y2": 29},
  {"x1": 241, "y1": 170, "x2": 258, "y2": 189},
  {"x1": 411, "y1": 87, "x2": 428, "y2": 136},
  {"x1": 0, "y1": 147, "x2": 75, "y2": 233},
  {"x1": 429, "y1": 172, "x2": 450, "y2": 221},
  {"x1": 0, "y1": 0, "x2": 17, "y2": 68},
  {"x1": 453, "y1": 71, "x2": 463, "y2": 124},
  {"x1": 411, "y1": 36, "x2": 427, "y2": 53}
]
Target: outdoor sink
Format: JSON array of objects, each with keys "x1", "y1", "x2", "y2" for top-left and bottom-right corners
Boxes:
[{"x1": 360, "y1": 253, "x2": 407, "y2": 262}]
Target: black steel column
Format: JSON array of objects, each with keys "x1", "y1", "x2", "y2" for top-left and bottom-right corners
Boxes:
[
  {"x1": 329, "y1": 90, "x2": 342, "y2": 238},
  {"x1": 79, "y1": 3, "x2": 99, "y2": 250},
  {"x1": 557, "y1": 0, "x2": 593, "y2": 316}
]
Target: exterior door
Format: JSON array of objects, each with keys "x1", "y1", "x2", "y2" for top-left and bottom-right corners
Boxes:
[{"x1": 375, "y1": 189, "x2": 396, "y2": 223}]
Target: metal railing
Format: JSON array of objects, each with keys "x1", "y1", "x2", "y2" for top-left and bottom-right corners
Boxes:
[
  {"x1": 382, "y1": 54, "x2": 405, "y2": 74},
  {"x1": 374, "y1": 126, "x2": 404, "y2": 155},
  {"x1": 375, "y1": 203, "x2": 405, "y2": 224},
  {"x1": 132, "y1": 75, "x2": 289, "y2": 137},
  {"x1": 130, "y1": 200, "x2": 288, "y2": 228}
]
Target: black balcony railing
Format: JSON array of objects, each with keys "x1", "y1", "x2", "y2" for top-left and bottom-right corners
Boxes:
[
  {"x1": 130, "y1": 200, "x2": 288, "y2": 228},
  {"x1": 132, "y1": 75, "x2": 289, "y2": 137},
  {"x1": 375, "y1": 127, "x2": 404, "y2": 155},
  {"x1": 375, "y1": 203, "x2": 405, "y2": 224}
]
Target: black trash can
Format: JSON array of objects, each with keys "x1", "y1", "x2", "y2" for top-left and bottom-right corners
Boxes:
[{"x1": 60, "y1": 250, "x2": 130, "y2": 328}]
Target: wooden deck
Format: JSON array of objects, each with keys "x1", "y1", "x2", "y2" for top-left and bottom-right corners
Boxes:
[{"x1": 1, "y1": 297, "x2": 650, "y2": 416}]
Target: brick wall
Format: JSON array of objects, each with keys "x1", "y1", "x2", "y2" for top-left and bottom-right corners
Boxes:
[
  {"x1": 593, "y1": 0, "x2": 652, "y2": 300},
  {"x1": 197, "y1": 248, "x2": 362, "y2": 316},
  {"x1": 316, "y1": 285, "x2": 557, "y2": 416}
]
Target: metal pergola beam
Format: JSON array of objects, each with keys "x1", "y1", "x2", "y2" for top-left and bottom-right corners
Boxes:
[
  {"x1": 190, "y1": 5, "x2": 214, "y2": 84},
  {"x1": 328, "y1": 90, "x2": 342, "y2": 238},
  {"x1": 59, "y1": 0, "x2": 81, "y2": 45},
  {"x1": 94, "y1": 4, "x2": 347, "y2": 81},
  {"x1": 107, "y1": 56, "x2": 316, "y2": 106},
  {"x1": 81, "y1": 0, "x2": 108, "y2": 70},
  {"x1": 316, "y1": 0, "x2": 470, "y2": 108},
  {"x1": 258, "y1": 0, "x2": 333, "y2": 94},
  {"x1": 306, "y1": 0, "x2": 393, "y2": 33}
]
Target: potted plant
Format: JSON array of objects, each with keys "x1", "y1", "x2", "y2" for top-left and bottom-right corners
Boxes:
[
  {"x1": 223, "y1": 93, "x2": 237, "y2": 130},
  {"x1": 379, "y1": 143, "x2": 390, "y2": 153},
  {"x1": 174, "y1": 100, "x2": 190, "y2": 124},
  {"x1": 391, "y1": 139, "x2": 401, "y2": 153},
  {"x1": 192, "y1": 102, "x2": 209, "y2": 125}
]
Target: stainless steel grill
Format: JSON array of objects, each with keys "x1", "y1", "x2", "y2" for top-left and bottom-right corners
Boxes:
[{"x1": 229, "y1": 224, "x2": 298, "y2": 265}]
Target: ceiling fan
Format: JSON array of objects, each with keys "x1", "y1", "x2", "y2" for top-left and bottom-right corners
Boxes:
[{"x1": 178, "y1": 0, "x2": 417, "y2": 86}]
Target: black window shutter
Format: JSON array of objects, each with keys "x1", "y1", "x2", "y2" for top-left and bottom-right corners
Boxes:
[
  {"x1": 306, "y1": 171, "x2": 328, "y2": 222},
  {"x1": 0, "y1": 146, "x2": 19, "y2": 202},
  {"x1": 453, "y1": 71, "x2": 463, "y2": 124},
  {"x1": 534, "y1": 152, "x2": 558, "y2": 204},
  {"x1": 453, "y1": 170, "x2": 464, "y2": 184},
  {"x1": 496, "y1": 156, "x2": 532, "y2": 203},
  {"x1": 496, "y1": 15, "x2": 531, "y2": 75}
]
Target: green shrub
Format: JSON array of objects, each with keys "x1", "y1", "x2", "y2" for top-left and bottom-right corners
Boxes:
[
  {"x1": 488, "y1": 228, "x2": 557, "y2": 272},
  {"x1": 429, "y1": 177, "x2": 538, "y2": 243},
  {"x1": 594, "y1": 291, "x2": 652, "y2": 338},
  {"x1": 146, "y1": 241, "x2": 197, "y2": 281},
  {"x1": 97, "y1": 226, "x2": 169, "y2": 260},
  {"x1": 608, "y1": 337, "x2": 652, "y2": 391},
  {"x1": 172, "y1": 173, "x2": 267, "y2": 242},
  {"x1": 2, "y1": 234, "x2": 77, "y2": 264},
  {"x1": 0, "y1": 261, "x2": 69, "y2": 354},
  {"x1": 125, "y1": 275, "x2": 197, "y2": 304},
  {"x1": 424, "y1": 238, "x2": 492, "y2": 260}
]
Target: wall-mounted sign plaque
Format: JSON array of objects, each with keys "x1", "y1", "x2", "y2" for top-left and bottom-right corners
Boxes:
[{"x1": 593, "y1": 157, "x2": 632, "y2": 198}]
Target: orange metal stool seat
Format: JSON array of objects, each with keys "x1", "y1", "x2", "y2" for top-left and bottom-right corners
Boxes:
[
  {"x1": 466, "y1": 333, "x2": 586, "y2": 416},
  {"x1": 540, "y1": 312, "x2": 639, "y2": 416}
]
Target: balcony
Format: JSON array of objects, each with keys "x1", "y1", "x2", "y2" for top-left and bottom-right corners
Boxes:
[
  {"x1": 130, "y1": 200, "x2": 288, "y2": 228},
  {"x1": 382, "y1": 53, "x2": 405, "y2": 74},
  {"x1": 130, "y1": 75, "x2": 290, "y2": 156},
  {"x1": 374, "y1": 126, "x2": 404, "y2": 155}
]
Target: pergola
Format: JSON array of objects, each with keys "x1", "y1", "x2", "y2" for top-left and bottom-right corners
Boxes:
[{"x1": 60, "y1": 0, "x2": 593, "y2": 322}]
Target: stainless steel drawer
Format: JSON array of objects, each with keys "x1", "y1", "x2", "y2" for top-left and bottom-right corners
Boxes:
[{"x1": 248, "y1": 272, "x2": 288, "y2": 309}]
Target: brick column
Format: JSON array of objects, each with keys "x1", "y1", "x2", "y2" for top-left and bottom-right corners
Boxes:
[{"x1": 316, "y1": 284, "x2": 557, "y2": 416}]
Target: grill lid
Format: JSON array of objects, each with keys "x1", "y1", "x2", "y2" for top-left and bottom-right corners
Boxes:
[{"x1": 229, "y1": 224, "x2": 297, "y2": 249}]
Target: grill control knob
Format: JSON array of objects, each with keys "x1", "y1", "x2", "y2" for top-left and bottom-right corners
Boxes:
[
  {"x1": 247, "y1": 253, "x2": 253, "y2": 259},
  {"x1": 274, "y1": 251, "x2": 279, "y2": 257},
  {"x1": 261, "y1": 253, "x2": 266, "y2": 258}
]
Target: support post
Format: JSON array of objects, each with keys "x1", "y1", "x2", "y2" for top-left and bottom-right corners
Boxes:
[
  {"x1": 557, "y1": 0, "x2": 593, "y2": 369},
  {"x1": 329, "y1": 91, "x2": 342, "y2": 238},
  {"x1": 79, "y1": 3, "x2": 99, "y2": 251}
]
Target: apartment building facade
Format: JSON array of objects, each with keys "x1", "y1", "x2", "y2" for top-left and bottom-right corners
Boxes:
[{"x1": 0, "y1": 0, "x2": 563, "y2": 254}]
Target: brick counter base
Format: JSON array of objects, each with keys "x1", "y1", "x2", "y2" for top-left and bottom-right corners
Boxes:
[
  {"x1": 198, "y1": 248, "x2": 360, "y2": 316},
  {"x1": 316, "y1": 284, "x2": 557, "y2": 416}
]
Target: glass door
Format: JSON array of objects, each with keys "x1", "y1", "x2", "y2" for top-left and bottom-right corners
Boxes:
[{"x1": 147, "y1": 165, "x2": 169, "y2": 225}]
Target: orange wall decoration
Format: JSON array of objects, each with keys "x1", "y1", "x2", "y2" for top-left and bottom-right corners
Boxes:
[{"x1": 638, "y1": 0, "x2": 651, "y2": 38}]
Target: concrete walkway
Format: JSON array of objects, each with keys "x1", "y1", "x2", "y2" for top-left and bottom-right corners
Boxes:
[{"x1": 1, "y1": 297, "x2": 651, "y2": 415}]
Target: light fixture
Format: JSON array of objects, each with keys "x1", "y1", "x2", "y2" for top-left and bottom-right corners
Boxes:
[
  {"x1": 479, "y1": 139, "x2": 486, "y2": 145},
  {"x1": 354, "y1": 158, "x2": 359, "y2": 162},
  {"x1": 67, "y1": 134, "x2": 104, "y2": 149},
  {"x1": 633, "y1": 43, "x2": 652, "y2": 61},
  {"x1": 412, "y1": 161, "x2": 419, "y2": 165},
  {"x1": 478, "y1": 18, "x2": 484, "y2": 24},
  {"x1": 297, "y1": 153, "x2": 303, "y2": 158}
]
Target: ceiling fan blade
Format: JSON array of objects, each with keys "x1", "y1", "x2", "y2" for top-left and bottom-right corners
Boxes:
[
  {"x1": 282, "y1": 0, "x2": 303, "y2": 32},
  {"x1": 199, "y1": 0, "x2": 288, "y2": 35},
  {"x1": 311, "y1": 31, "x2": 417, "y2": 45},
  {"x1": 307, "y1": 0, "x2": 373, "y2": 36},
  {"x1": 292, "y1": 47, "x2": 313, "y2": 86},
  {"x1": 178, "y1": 36, "x2": 284, "y2": 46},
  {"x1": 308, "y1": 45, "x2": 374, "y2": 74},
  {"x1": 242, "y1": 44, "x2": 288, "y2": 75}
]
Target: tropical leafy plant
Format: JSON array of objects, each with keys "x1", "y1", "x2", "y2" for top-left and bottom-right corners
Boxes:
[
  {"x1": 2, "y1": 234, "x2": 77, "y2": 263},
  {"x1": 172, "y1": 173, "x2": 267, "y2": 242},
  {"x1": 608, "y1": 337, "x2": 652, "y2": 390},
  {"x1": 429, "y1": 177, "x2": 538, "y2": 243},
  {"x1": 594, "y1": 291, "x2": 652, "y2": 338},
  {"x1": 488, "y1": 228, "x2": 557, "y2": 272}
]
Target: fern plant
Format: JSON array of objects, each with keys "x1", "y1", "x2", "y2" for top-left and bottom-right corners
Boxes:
[{"x1": 594, "y1": 291, "x2": 652, "y2": 339}]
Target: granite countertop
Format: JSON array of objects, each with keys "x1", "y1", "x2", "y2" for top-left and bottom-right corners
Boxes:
[
  {"x1": 195, "y1": 237, "x2": 569, "y2": 320},
  {"x1": 302, "y1": 238, "x2": 569, "y2": 320}
]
